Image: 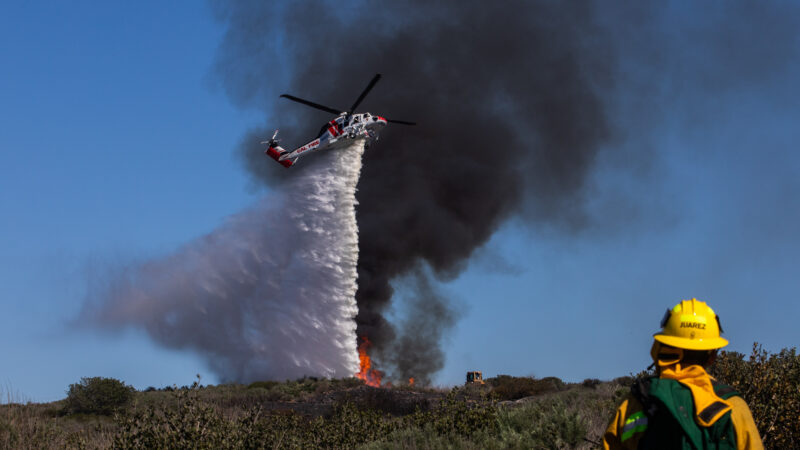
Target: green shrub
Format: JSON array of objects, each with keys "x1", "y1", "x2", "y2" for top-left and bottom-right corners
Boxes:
[
  {"x1": 0, "y1": 416, "x2": 19, "y2": 447},
  {"x1": 246, "y1": 381, "x2": 279, "y2": 390},
  {"x1": 611, "y1": 375, "x2": 634, "y2": 387},
  {"x1": 114, "y1": 383, "x2": 231, "y2": 449},
  {"x1": 115, "y1": 394, "x2": 400, "y2": 449},
  {"x1": 312, "y1": 402, "x2": 399, "y2": 448},
  {"x1": 230, "y1": 402, "x2": 398, "y2": 449},
  {"x1": 406, "y1": 390, "x2": 498, "y2": 438},
  {"x1": 538, "y1": 377, "x2": 565, "y2": 391},
  {"x1": 365, "y1": 394, "x2": 588, "y2": 450},
  {"x1": 582, "y1": 378, "x2": 602, "y2": 389},
  {"x1": 358, "y1": 427, "x2": 485, "y2": 450},
  {"x1": 495, "y1": 398, "x2": 586, "y2": 450},
  {"x1": 711, "y1": 343, "x2": 800, "y2": 449},
  {"x1": 63, "y1": 377, "x2": 135, "y2": 416}
]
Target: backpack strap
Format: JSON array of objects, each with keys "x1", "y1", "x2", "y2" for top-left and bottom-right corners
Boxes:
[
  {"x1": 631, "y1": 377, "x2": 656, "y2": 414},
  {"x1": 711, "y1": 379, "x2": 740, "y2": 400},
  {"x1": 698, "y1": 400, "x2": 731, "y2": 425},
  {"x1": 626, "y1": 377, "x2": 656, "y2": 444}
]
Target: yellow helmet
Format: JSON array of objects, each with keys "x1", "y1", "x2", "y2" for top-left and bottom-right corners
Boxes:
[{"x1": 653, "y1": 298, "x2": 728, "y2": 350}]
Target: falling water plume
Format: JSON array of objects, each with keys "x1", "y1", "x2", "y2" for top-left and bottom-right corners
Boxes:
[{"x1": 82, "y1": 141, "x2": 367, "y2": 382}]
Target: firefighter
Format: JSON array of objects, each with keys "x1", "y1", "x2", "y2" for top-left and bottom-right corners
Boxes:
[{"x1": 603, "y1": 299, "x2": 763, "y2": 450}]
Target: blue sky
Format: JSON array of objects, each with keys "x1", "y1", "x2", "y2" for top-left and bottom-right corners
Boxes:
[{"x1": 2, "y1": 2, "x2": 799, "y2": 402}]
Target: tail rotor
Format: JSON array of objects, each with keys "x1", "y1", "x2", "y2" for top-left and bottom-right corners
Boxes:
[
  {"x1": 261, "y1": 129, "x2": 281, "y2": 148},
  {"x1": 263, "y1": 130, "x2": 295, "y2": 167}
]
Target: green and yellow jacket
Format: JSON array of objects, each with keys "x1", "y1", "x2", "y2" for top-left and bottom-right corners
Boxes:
[{"x1": 603, "y1": 365, "x2": 762, "y2": 450}]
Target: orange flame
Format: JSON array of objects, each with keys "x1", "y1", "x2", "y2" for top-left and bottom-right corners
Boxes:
[
  {"x1": 409, "y1": 377, "x2": 415, "y2": 386},
  {"x1": 355, "y1": 336, "x2": 382, "y2": 387}
]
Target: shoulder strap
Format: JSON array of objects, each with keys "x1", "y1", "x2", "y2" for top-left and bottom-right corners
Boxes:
[
  {"x1": 711, "y1": 379, "x2": 740, "y2": 400},
  {"x1": 631, "y1": 376, "x2": 659, "y2": 416}
]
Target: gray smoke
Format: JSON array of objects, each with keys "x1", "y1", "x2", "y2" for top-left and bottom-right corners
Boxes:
[
  {"x1": 80, "y1": 1, "x2": 799, "y2": 384},
  {"x1": 211, "y1": 0, "x2": 800, "y2": 382},
  {"x1": 382, "y1": 271, "x2": 460, "y2": 385},
  {"x1": 211, "y1": 0, "x2": 615, "y2": 381},
  {"x1": 82, "y1": 142, "x2": 366, "y2": 382}
]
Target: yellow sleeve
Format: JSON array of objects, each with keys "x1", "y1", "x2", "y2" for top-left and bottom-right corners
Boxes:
[
  {"x1": 603, "y1": 395, "x2": 645, "y2": 450},
  {"x1": 728, "y1": 396, "x2": 763, "y2": 450}
]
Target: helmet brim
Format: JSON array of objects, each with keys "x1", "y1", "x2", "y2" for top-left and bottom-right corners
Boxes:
[{"x1": 653, "y1": 333, "x2": 729, "y2": 350}]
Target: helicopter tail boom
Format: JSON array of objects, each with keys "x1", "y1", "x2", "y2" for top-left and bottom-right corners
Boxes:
[
  {"x1": 265, "y1": 146, "x2": 295, "y2": 168},
  {"x1": 263, "y1": 130, "x2": 296, "y2": 168}
]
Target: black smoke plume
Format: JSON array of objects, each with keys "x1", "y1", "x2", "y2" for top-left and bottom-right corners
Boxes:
[{"x1": 211, "y1": 0, "x2": 615, "y2": 382}]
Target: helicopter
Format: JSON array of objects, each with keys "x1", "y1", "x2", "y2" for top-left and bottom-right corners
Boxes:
[{"x1": 264, "y1": 74, "x2": 415, "y2": 168}]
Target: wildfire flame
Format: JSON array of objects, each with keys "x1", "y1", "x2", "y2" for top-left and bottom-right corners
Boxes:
[
  {"x1": 355, "y1": 336, "x2": 382, "y2": 387},
  {"x1": 409, "y1": 377, "x2": 415, "y2": 386}
]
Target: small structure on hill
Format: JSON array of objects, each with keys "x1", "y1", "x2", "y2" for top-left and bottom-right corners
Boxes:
[{"x1": 465, "y1": 371, "x2": 485, "y2": 385}]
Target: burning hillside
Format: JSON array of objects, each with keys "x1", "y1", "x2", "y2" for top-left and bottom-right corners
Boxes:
[{"x1": 355, "y1": 337, "x2": 383, "y2": 387}]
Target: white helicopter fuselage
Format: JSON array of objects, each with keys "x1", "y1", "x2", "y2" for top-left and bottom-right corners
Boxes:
[
  {"x1": 265, "y1": 112, "x2": 387, "y2": 167},
  {"x1": 264, "y1": 73, "x2": 415, "y2": 167}
]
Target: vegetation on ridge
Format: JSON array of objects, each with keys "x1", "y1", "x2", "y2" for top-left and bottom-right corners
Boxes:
[{"x1": 0, "y1": 343, "x2": 797, "y2": 449}]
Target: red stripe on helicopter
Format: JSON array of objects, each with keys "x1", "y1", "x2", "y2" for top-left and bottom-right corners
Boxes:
[
  {"x1": 328, "y1": 120, "x2": 340, "y2": 137},
  {"x1": 265, "y1": 147, "x2": 281, "y2": 160}
]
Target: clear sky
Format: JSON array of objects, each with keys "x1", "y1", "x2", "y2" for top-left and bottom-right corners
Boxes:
[{"x1": 1, "y1": 2, "x2": 799, "y2": 402}]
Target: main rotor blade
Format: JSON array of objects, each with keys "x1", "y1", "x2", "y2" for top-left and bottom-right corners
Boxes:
[
  {"x1": 386, "y1": 118, "x2": 416, "y2": 125},
  {"x1": 280, "y1": 94, "x2": 342, "y2": 115},
  {"x1": 349, "y1": 73, "x2": 382, "y2": 113}
]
